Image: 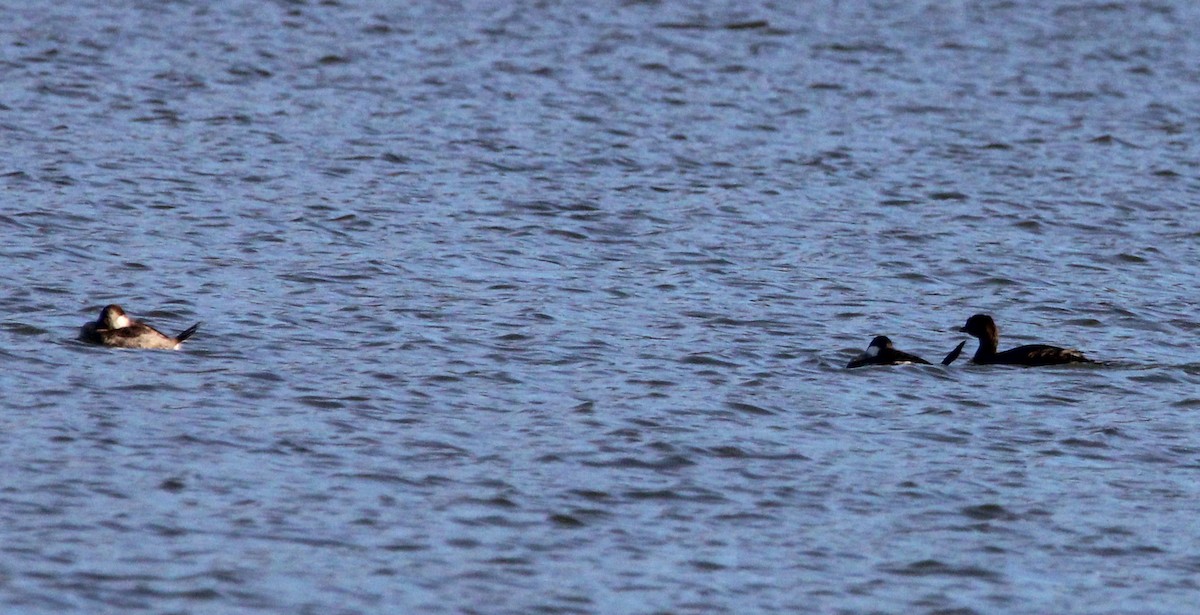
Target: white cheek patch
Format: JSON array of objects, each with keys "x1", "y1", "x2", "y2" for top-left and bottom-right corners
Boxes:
[
  {"x1": 864, "y1": 346, "x2": 880, "y2": 358},
  {"x1": 114, "y1": 315, "x2": 132, "y2": 328}
]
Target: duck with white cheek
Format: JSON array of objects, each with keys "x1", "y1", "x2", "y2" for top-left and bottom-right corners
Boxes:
[{"x1": 79, "y1": 304, "x2": 200, "y2": 350}]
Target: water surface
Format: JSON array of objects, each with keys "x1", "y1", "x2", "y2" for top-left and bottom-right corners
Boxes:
[{"x1": 3, "y1": 1, "x2": 1200, "y2": 613}]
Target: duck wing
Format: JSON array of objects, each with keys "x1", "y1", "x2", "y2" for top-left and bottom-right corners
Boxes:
[
  {"x1": 884, "y1": 348, "x2": 931, "y2": 365},
  {"x1": 996, "y1": 344, "x2": 1091, "y2": 366}
]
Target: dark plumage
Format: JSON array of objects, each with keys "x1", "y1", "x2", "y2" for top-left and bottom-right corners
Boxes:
[
  {"x1": 958, "y1": 313, "x2": 1091, "y2": 366},
  {"x1": 941, "y1": 341, "x2": 967, "y2": 366},
  {"x1": 847, "y1": 335, "x2": 932, "y2": 368}
]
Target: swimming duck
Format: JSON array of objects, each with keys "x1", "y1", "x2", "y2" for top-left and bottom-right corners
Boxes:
[
  {"x1": 847, "y1": 335, "x2": 964, "y2": 368},
  {"x1": 79, "y1": 304, "x2": 200, "y2": 350},
  {"x1": 958, "y1": 313, "x2": 1090, "y2": 366}
]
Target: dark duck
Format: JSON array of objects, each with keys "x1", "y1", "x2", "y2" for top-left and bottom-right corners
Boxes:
[
  {"x1": 958, "y1": 313, "x2": 1091, "y2": 366},
  {"x1": 847, "y1": 335, "x2": 965, "y2": 368},
  {"x1": 79, "y1": 304, "x2": 200, "y2": 350}
]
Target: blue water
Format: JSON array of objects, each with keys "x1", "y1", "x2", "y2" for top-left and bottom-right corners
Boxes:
[{"x1": 3, "y1": 1, "x2": 1200, "y2": 613}]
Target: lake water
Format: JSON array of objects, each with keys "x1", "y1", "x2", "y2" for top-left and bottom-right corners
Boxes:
[{"x1": 3, "y1": 1, "x2": 1200, "y2": 613}]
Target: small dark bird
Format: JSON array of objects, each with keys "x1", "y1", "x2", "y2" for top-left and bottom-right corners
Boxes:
[
  {"x1": 79, "y1": 304, "x2": 200, "y2": 350},
  {"x1": 847, "y1": 335, "x2": 932, "y2": 368},
  {"x1": 958, "y1": 313, "x2": 1090, "y2": 366}
]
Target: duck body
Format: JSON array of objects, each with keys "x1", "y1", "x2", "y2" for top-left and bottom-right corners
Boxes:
[
  {"x1": 847, "y1": 335, "x2": 932, "y2": 368},
  {"x1": 79, "y1": 304, "x2": 200, "y2": 350},
  {"x1": 959, "y1": 314, "x2": 1090, "y2": 366}
]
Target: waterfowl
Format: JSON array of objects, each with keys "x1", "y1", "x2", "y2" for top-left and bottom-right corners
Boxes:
[
  {"x1": 958, "y1": 313, "x2": 1090, "y2": 366},
  {"x1": 847, "y1": 335, "x2": 967, "y2": 368},
  {"x1": 79, "y1": 304, "x2": 200, "y2": 350}
]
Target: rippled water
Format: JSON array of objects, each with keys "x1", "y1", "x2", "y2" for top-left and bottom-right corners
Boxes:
[{"x1": 4, "y1": 1, "x2": 1200, "y2": 613}]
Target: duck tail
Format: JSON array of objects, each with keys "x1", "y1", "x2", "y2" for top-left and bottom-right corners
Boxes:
[
  {"x1": 176, "y1": 322, "x2": 201, "y2": 343},
  {"x1": 941, "y1": 341, "x2": 966, "y2": 366}
]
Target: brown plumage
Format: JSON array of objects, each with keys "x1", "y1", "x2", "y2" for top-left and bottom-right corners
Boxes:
[
  {"x1": 958, "y1": 314, "x2": 1090, "y2": 366},
  {"x1": 79, "y1": 304, "x2": 200, "y2": 350}
]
